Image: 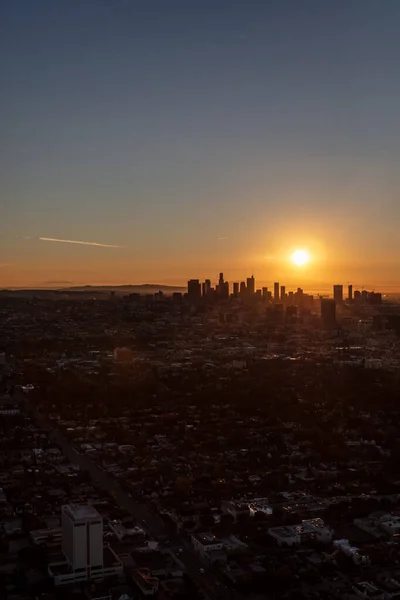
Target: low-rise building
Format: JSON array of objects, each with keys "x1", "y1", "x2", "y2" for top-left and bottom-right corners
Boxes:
[
  {"x1": 131, "y1": 568, "x2": 159, "y2": 596},
  {"x1": 221, "y1": 500, "x2": 250, "y2": 521},
  {"x1": 191, "y1": 532, "x2": 223, "y2": 557},
  {"x1": 268, "y1": 518, "x2": 333, "y2": 547},
  {"x1": 333, "y1": 539, "x2": 370, "y2": 566}
]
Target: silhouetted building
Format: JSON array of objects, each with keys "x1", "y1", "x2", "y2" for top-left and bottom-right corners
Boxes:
[
  {"x1": 262, "y1": 287, "x2": 268, "y2": 300},
  {"x1": 333, "y1": 285, "x2": 343, "y2": 304},
  {"x1": 280, "y1": 285, "x2": 286, "y2": 301},
  {"x1": 187, "y1": 279, "x2": 201, "y2": 301},
  {"x1": 240, "y1": 281, "x2": 246, "y2": 296},
  {"x1": 247, "y1": 275, "x2": 255, "y2": 297},
  {"x1": 274, "y1": 282, "x2": 280, "y2": 302},
  {"x1": 361, "y1": 290, "x2": 369, "y2": 302},
  {"x1": 233, "y1": 282, "x2": 239, "y2": 296},
  {"x1": 286, "y1": 305, "x2": 298, "y2": 322},
  {"x1": 221, "y1": 281, "x2": 229, "y2": 299},
  {"x1": 354, "y1": 290, "x2": 361, "y2": 302},
  {"x1": 348, "y1": 284, "x2": 353, "y2": 302},
  {"x1": 202, "y1": 279, "x2": 211, "y2": 297},
  {"x1": 295, "y1": 288, "x2": 304, "y2": 305},
  {"x1": 321, "y1": 298, "x2": 336, "y2": 330},
  {"x1": 217, "y1": 272, "x2": 225, "y2": 296},
  {"x1": 370, "y1": 292, "x2": 382, "y2": 305}
]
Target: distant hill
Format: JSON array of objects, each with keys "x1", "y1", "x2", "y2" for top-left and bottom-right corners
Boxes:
[
  {"x1": 62, "y1": 284, "x2": 186, "y2": 293},
  {"x1": 0, "y1": 283, "x2": 186, "y2": 298}
]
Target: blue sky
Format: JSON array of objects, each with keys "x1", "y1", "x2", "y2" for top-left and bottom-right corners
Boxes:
[{"x1": 2, "y1": 0, "x2": 400, "y2": 288}]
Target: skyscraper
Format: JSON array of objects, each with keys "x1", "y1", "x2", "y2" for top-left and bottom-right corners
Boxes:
[
  {"x1": 333, "y1": 285, "x2": 343, "y2": 304},
  {"x1": 274, "y1": 282, "x2": 280, "y2": 302},
  {"x1": 348, "y1": 284, "x2": 353, "y2": 302},
  {"x1": 187, "y1": 279, "x2": 201, "y2": 300},
  {"x1": 217, "y1": 272, "x2": 225, "y2": 296},
  {"x1": 262, "y1": 287, "x2": 268, "y2": 299},
  {"x1": 280, "y1": 285, "x2": 286, "y2": 301},
  {"x1": 233, "y1": 282, "x2": 239, "y2": 296},
  {"x1": 321, "y1": 299, "x2": 336, "y2": 330},
  {"x1": 240, "y1": 281, "x2": 246, "y2": 296},
  {"x1": 221, "y1": 281, "x2": 229, "y2": 299},
  {"x1": 246, "y1": 275, "x2": 255, "y2": 296},
  {"x1": 202, "y1": 279, "x2": 211, "y2": 297}
]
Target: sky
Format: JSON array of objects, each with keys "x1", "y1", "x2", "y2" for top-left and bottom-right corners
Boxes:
[{"x1": 2, "y1": 0, "x2": 400, "y2": 291}]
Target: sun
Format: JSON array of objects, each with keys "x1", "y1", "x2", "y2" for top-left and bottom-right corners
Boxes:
[{"x1": 291, "y1": 249, "x2": 310, "y2": 266}]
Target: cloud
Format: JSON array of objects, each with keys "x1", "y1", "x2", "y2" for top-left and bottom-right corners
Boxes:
[{"x1": 39, "y1": 237, "x2": 121, "y2": 248}]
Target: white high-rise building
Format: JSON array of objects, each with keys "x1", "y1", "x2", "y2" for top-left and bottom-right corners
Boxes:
[
  {"x1": 62, "y1": 504, "x2": 103, "y2": 571},
  {"x1": 49, "y1": 504, "x2": 123, "y2": 586}
]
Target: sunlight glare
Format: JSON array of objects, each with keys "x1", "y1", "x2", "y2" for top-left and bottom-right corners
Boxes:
[{"x1": 291, "y1": 249, "x2": 310, "y2": 266}]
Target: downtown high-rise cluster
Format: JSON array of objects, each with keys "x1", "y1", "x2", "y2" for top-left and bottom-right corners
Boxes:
[{"x1": 187, "y1": 273, "x2": 308, "y2": 305}]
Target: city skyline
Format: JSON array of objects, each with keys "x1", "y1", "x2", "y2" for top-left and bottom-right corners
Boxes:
[
  {"x1": 186, "y1": 272, "x2": 382, "y2": 302},
  {"x1": 3, "y1": 1, "x2": 400, "y2": 289}
]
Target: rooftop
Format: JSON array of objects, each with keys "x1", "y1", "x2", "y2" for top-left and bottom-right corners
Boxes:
[
  {"x1": 63, "y1": 503, "x2": 101, "y2": 522},
  {"x1": 194, "y1": 532, "x2": 219, "y2": 546}
]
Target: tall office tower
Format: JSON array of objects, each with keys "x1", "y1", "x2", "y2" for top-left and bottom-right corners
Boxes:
[
  {"x1": 187, "y1": 279, "x2": 201, "y2": 300},
  {"x1": 348, "y1": 284, "x2": 353, "y2": 302},
  {"x1": 222, "y1": 281, "x2": 229, "y2": 299},
  {"x1": 202, "y1": 279, "x2": 211, "y2": 297},
  {"x1": 274, "y1": 282, "x2": 280, "y2": 302},
  {"x1": 62, "y1": 504, "x2": 103, "y2": 572},
  {"x1": 333, "y1": 285, "x2": 343, "y2": 304},
  {"x1": 240, "y1": 281, "x2": 246, "y2": 296},
  {"x1": 321, "y1": 299, "x2": 336, "y2": 330},
  {"x1": 233, "y1": 282, "x2": 240, "y2": 296},
  {"x1": 246, "y1": 275, "x2": 255, "y2": 296},
  {"x1": 280, "y1": 285, "x2": 286, "y2": 301},
  {"x1": 354, "y1": 290, "x2": 361, "y2": 302},
  {"x1": 262, "y1": 287, "x2": 268, "y2": 299},
  {"x1": 217, "y1": 272, "x2": 224, "y2": 295}
]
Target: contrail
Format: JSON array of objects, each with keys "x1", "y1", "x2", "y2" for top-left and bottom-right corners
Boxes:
[{"x1": 39, "y1": 237, "x2": 121, "y2": 248}]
